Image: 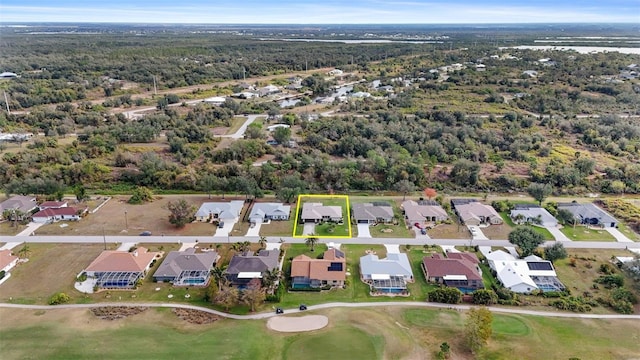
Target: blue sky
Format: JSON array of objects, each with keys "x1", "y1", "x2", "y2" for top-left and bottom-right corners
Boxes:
[{"x1": 1, "y1": 0, "x2": 638, "y2": 24}]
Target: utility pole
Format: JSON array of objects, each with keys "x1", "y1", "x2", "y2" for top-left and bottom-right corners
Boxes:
[
  {"x1": 242, "y1": 67, "x2": 246, "y2": 81},
  {"x1": 124, "y1": 210, "x2": 128, "y2": 229},
  {"x1": 3, "y1": 91, "x2": 10, "y2": 114},
  {"x1": 102, "y1": 225, "x2": 107, "y2": 250}
]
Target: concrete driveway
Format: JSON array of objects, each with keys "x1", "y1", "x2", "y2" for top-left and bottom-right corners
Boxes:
[
  {"x1": 214, "y1": 220, "x2": 236, "y2": 238},
  {"x1": 467, "y1": 225, "x2": 489, "y2": 240},
  {"x1": 302, "y1": 223, "x2": 316, "y2": 236},
  {"x1": 357, "y1": 224, "x2": 371, "y2": 238},
  {"x1": 605, "y1": 228, "x2": 633, "y2": 243},
  {"x1": 16, "y1": 222, "x2": 45, "y2": 236},
  {"x1": 546, "y1": 226, "x2": 571, "y2": 242},
  {"x1": 246, "y1": 221, "x2": 263, "y2": 236}
]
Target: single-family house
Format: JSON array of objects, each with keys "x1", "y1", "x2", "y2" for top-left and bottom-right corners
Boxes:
[
  {"x1": 249, "y1": 203, "x2": 291, "y2": 224},
  {"x1": 0, "y1": 72, "x2": 18, "y2": 79},
  {"x1": 485, "y1": 251, "x2": 564, "y2": 293},
  {"x1": 84, "y1": 247, "x2": 160, "y2": 289},
  {"x1": 451, "y1": 199, "x2": 502, "y2": 226},
  {"x1": 32, "y1": 207, "x2": 82, "y2": 223},
  {"x1": 401, "y1": 200, "x2": 448, "y2": 225},
  {"x1": 258, "y1": 85, "x2": 280, "y2": 97},
  {"x1": 352, "y1": 202, "x2": 394, "y2": 224},
  {"x1": 203, "y1": 96, "x2": 226, "y2": 105},
  {"x1": 195, "y1": 201, "x2": 244, "y2": 222},
  {"x1": 510, "y1": 204, "x2": 558, "y2": 227},
  {"x1": 225, "y1": 249, "x2": 280, "y2": 288},
  {"x1": 38, "y1": 201, "x2": 68, "y2": 210},
  {"x1": 421, "y1": 252, "x2": 484, "y2": 292},
  {"x1": 360, "y1": 253, "x2": 414, "y2": 293},
  {"x1": 0, "y1": 196, "x2": 37, "y2": 219},
  {"x1": 153, "y1": 247, "x2": 219, "y2": 286},
  {"x1": 328, "y1": 69, "x2": 344, "y2": 76},
  {"x1": 266, "y1": 124, "x2": 290, "y2": 132},
  {"x1": 557, "y1": 202, "x2": 618, "y2": 228},
  {"x1": 301, "y1": 203, "x2": 343, "y2": 223},
  {"x1": 0, "y1": 250, "x2": 19, "y2": 273},
  {"x1": 291, "y1": 248, "x2": 346, "y2": 289}
]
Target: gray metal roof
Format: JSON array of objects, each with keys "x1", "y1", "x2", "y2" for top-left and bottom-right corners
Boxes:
[
  {"x1": 249, "y1": 203, "x2": 291, "y2": 221},
  {"x1": 226, "y1": 249, "x2": 280, "y2": 275},
  {"x1": 360, "y1": 253, "x2": 413, "y2": 278},
  {"x1": 153, "y1": 248, "x2": 218, "y2": 278},
  {"x1": 195, "y1": 201, "x2": 244, "y2": 219},
  {"x1": 352, "y1": 203, "x2": 394, "y2": 221},
  {"x1": 558, "y1": 202, "x2": 617, "y2": 224}
]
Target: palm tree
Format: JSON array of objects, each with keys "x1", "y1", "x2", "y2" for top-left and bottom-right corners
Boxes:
[
  {"x1": 305, "y1": 234, "x2": 319, "y2": 252},
  {"x1": 258, "y1": 236, "x2": 267, "y2": 249},
  {"x1": 231, "y1": 241, "x2": 251, "y2": 253},
  {"x1": 17, "y1": 244, "x2": 30, "y2": 259},
  {"x1": 261, "y1": 268, "x2": 281, "y2": 293},
  {"x1": 210, "y1": 266, "x2": 227, "y2": 291}
]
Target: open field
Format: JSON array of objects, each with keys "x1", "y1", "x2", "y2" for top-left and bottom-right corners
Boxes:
[
  {"x1": 34, "y1": 195, "x2": 246, "y2": 237},
  {"x1": 560, "y1": 226, "x2": 616, "y2": 241},
  {"x1": 2, "y1": 306, "x2": 640, "y2": 360}
]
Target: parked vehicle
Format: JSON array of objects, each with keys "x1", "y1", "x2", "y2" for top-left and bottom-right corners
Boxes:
[
  {"x1": 218, "y1": 221, "x2": 225, "y2": 228},
  {"x1": 275, "y1": 307, "x2": 284, "y2": 314},
  {"x1": 140, "y1": 231, "x2": 152, "y2": 236},
  {"x1": 299, "y1": 304, "x2": 307, "y2": 311}
]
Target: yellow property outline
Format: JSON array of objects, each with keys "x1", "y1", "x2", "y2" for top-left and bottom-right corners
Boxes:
[{"x1": 292, "y1": 194, "x2": 352, "y2": 238}]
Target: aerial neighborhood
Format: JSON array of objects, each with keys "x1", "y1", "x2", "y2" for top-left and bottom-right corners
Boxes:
[{"x1": 1, "y1": 19, "x2": 640, "y2": 359}]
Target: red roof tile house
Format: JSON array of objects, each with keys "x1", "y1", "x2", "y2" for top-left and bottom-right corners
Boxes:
[
  {"x1": 84, "y1": 247, "x2": 160, "y2": 289},
  {"x1": 0, "y1": 249, "x2": 19, "y2": 273},
  {"x1": 291, "y1": 248, "x2": 346, "y2": 289},
  {"x1": 32, "y1": 207, "x2": 83, "y2": 223},
  {"x1": 421, "y1": 252, "x2": 484, "y2": 292}
]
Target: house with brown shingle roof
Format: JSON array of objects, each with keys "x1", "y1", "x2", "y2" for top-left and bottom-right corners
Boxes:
[
  {"x1": 421, "y1": 252, "x2": 484, "y2": 292},
  {"x1": 84, "y1": 247, "x2": 160, "y2": 289},
  {"x1": 291, "y1": 248, "x2": 346, "y2": 289},
  {"x1": 451, "y1": 199, "x2": 502, "y2": 226}
]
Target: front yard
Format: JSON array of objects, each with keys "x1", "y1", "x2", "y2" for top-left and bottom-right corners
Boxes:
[
  {"x1": 293, "y1": 195, "x2": 351, "y2": 237},
  {"x1": 560, "y1": 226, "x2": 616, "y2": 241}
]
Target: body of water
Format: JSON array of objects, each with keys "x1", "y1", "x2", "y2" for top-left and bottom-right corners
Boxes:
[{"x1": 506, "y1": 45, "x2": 640, "y2": 55}]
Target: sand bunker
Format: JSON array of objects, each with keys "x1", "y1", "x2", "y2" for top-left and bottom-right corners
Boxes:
[{"x1": 267, "y1": 315, "x2": 329, "y2": 332}]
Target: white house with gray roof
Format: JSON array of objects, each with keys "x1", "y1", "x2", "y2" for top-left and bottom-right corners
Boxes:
[
  {"x1": 360, "y1": 253, "x2": 414, "y2": 294},
  {"x1": 249, "y1": 203, "x2": 291, "y2": 224},
  {"x1": 195, "y1": 201, "x2": 244, "y2": 222},
  {"x1": 352, "y1": 202, "x2": 394, "y2": 224},
  {"x1": 557, "y1": 202, "x2": 618, "y2": 228},
  {"x1": 510, "y1": 204, "x2": 558, "y2": 227},
  {"x1": 153, "y1": 247, "x2": 219, "y2": 286},
  {"x1": 0, "y1": 195, "x2": 37, "y2": 220},
  {"x1": 301, "y1": 202, "x2": 343, "y2": 223}
]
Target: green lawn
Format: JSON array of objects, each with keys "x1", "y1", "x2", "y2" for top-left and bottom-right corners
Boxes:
[
  {"x1": 560, "y1": 226, "x2": 616, "y2": 241},
  {"x1": 403, "y1": 247, "x2": 441, "y2": 301},
  {"x1": 617, "y1": 222, "x2": 640, "y2": 241},
  {"x1": 499, "y1": 212, "x2": 554, "y2": 240},
  {"x1": 479, "y1": 263, "x2": 499, "y2": 289},
  {"x1": 367, "y1": 223, "x2": 413, "y2": 238},
  {"x1": 283, "y1": 325, "x2": 379, "y2": 360}
]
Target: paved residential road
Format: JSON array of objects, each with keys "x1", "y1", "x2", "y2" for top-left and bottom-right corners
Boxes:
[
  {"x1": 1, "y1": 302, "x2": 639, "y2": 320},
  {"x1": 2, "y1": 234, "x2": 639, "y2": 251}
]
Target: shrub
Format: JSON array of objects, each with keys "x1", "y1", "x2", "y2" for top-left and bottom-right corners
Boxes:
[
  {"x1": 471, "y1": 289, "x2": 498, "y2": 305},
  {"x1": 49, "y1": 292, "x2": 71, "y2": 305},
  {"x1": 611, "y1": 287, "x2": 637, "y2": 304},
  {"x1": 595, "y1": 274, "x2": 624, "y2": 289},
  {"x1": 611, "y1": 300, "x2": 634, "y2": 314},
  {"x1": 76, "y1": 272, "x2": 87, "y2": 282},
  {"x1": 427, "y1": 287, "x2": 462, "y2": 304},
  {"x1": 599, "y1": 263, "x2": 616, "y2": 275}
]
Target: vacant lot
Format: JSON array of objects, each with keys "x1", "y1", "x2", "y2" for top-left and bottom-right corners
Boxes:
[
  {"x1": 1, "y1": 243, "x2": 111, "y2": 304},
  {"x1": 35, "y1": 195, "x2": 245, "y2": 236},
  {"x1": 2, "y1": 306, "x2": 640, "y2": 360}
]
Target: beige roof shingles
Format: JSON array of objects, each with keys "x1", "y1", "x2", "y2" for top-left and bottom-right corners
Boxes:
[{"x1": 85, "y1": 247, "x2": 159, "y2": 273}]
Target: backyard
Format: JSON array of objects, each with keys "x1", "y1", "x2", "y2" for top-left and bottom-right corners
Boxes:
[{"x1": 2, "y1": 306, "x2": 640, "y2": 360}]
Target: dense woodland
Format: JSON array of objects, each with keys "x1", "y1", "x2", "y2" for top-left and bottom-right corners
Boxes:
[{"x1": 0, "y1": 25, "x2": 639, "y2": 199}]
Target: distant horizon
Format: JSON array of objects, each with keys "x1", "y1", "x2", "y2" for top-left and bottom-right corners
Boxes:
[
  {"x1": 1, "y1": 21, "x2": 638, "y2": 25},
  {"x1": 1, "y1": 1, "x2": 638, "y2": 24}
]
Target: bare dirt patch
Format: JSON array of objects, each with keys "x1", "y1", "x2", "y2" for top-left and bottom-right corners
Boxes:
[
  {"x1": 172, "y1": 308, "x2": 221, "y2": 324},
  {"x1": 91, "y1": 306, "x2": 148, "y2": 320},
  {"x1": 267, "y1": 315, "x2": 329, "y2": 332}
]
